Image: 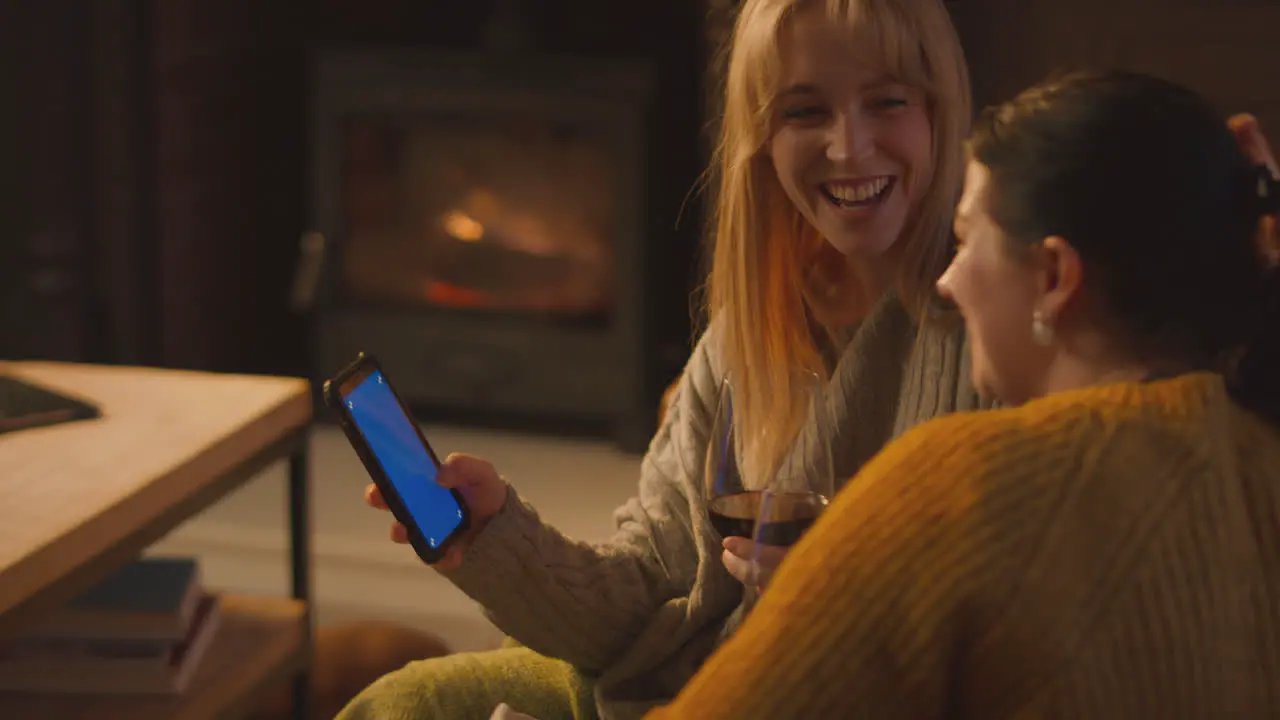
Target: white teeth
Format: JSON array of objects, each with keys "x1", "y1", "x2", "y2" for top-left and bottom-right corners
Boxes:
[{"x1": 825, "y1": 177, "x2": 890, "y2": 204}]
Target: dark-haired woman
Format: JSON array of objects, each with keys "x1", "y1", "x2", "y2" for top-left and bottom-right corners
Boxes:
[{"x1": 645, "y1": 69, "x2": 1280, "y2": 719}]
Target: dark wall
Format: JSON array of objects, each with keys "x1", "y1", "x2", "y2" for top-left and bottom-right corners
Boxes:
[
  {"x1": 148, "y1": 2, "x2": 308, "y2": 373},
  {"x1": 0, "y1": 1, "x2": 308, "y2": 371},
  {"x1": 952, "y1": 0, "x2": 1280, "y2": 132},
  {"x1": 1, "y1": 2, "x2": 96, "y2": 362}
]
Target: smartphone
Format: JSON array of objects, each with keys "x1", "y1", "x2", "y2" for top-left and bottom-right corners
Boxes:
[{"x1": 323, "y1": 353, "x2": 470, "y2": 564}]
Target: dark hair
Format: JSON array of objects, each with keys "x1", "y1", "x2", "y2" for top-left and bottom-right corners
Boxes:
[{"x1": 968, "y1": 69, "x2": 1280, "y2": 424}]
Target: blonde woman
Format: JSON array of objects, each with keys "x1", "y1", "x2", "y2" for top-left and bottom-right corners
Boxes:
[{"x1": 338, "y1": 0, "x2": 981, "y2": 718}]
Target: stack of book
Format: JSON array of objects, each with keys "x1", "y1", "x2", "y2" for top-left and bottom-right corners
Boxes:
[{"x1": 0, "y1": 556, "x2": 221, "y2": 695}]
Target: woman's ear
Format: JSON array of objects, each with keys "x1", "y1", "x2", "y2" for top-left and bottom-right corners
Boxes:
[{"x1": 1036, "y1": 235, "x2": 1084, "y2": 321}]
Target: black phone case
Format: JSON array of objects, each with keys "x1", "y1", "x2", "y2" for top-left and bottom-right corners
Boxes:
[{"x1": 322, "y1": 352, "x2": 471, "y2": 565}]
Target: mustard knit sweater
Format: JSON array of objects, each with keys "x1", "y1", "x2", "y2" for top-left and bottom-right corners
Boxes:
[{"x1": 647, "y1": 373, "x2": 1280, "y2": 719}]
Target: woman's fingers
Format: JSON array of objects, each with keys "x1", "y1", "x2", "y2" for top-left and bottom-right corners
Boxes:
[
  {"x1": 365, "y1": 483, "x2": 389, "y2": 510},
  {"x1": 1229, "y1": 113, "x2": 1278, "y2": 176},
  {"x1": 390, "y1": 521, "x2": 409, "y2": 544}
]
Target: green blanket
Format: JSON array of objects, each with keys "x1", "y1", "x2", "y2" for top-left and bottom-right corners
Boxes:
[{"x1": 335, "y1": 645, "x2": 598, "y2": 720}]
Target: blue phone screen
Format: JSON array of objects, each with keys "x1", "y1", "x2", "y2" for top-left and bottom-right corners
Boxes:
[{"x1": 344, "y1": 370, "x2": 464, "y2": 549}]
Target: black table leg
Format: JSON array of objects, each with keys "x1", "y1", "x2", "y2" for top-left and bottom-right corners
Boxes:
[{"x1": 288, "y1": 435, "x2": 313, "y2": 720}]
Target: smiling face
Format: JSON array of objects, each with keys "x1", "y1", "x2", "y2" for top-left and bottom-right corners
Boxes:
[
  {"x1": 767, "y1": 4, "x2": 935, "y2": 259},
  {"x1": 938, "y1": 160, "x2": 1051, "y2": 404}
]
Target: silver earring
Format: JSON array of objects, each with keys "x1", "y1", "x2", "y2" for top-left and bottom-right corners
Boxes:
[{"x1": 1031, "y1": 310, "x2": 1055, "y2": 346}]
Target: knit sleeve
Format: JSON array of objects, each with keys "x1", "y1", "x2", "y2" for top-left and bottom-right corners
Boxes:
[
  {"x1": 644, "y1": 416, "x2": 984, "y2": 719},
  {"x1": 439, "y1": 325, "x2": 731, "y2": 672}
]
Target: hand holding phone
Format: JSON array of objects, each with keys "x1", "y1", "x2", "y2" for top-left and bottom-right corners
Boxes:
[
  {"x1": 324, "y1": 353, "x2": 471, "y2": 565},
  {"x1": 364, "y1": 452, "x2": 511, "y2": 569}
]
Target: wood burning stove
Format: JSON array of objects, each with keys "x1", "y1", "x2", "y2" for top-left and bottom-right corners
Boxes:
[{"x1": 308, "y1": 49, "x2": 656, "y2": 451}]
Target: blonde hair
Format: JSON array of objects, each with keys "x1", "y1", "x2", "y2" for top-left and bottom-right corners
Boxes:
[{"x1": 705, "y1": 0, "x2": 971, "y2": 482}]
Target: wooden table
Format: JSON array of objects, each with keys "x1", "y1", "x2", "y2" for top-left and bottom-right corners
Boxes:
[{"x1": 0, "y1": 361, "x2": 315, "y2": 719}]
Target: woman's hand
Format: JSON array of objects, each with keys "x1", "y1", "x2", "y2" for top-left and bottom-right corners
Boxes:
[
  {"x1": 364, "y1": 452, "x2": 509, "y2": 570},
  {"x1": 722, "y1": 537, "x2": 790, "y2": 590},
  {"x1": 1231, "y1": 113, "x2": 1278, "y2": 175},
  {"x1": 1229, "y1": 113, "x2": 1278, "y2": 263}
]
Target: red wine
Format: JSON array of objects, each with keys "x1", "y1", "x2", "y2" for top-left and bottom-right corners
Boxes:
[
  {"x1": 707, "y1": 491, "x2": 828, "y2": 546},
  {"x1": 708, "y1": 492, "x2": 759, "y2": 539}
]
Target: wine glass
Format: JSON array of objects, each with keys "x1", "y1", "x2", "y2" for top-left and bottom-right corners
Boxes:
[
  {"x1": 751, "y1": 369, "x2": 833, "y2": 558},
  {"x1": 704, "y1": 374, "x2": 754, "y2": 541},
  {"x1": 704, "y1": 369, "x2": 833, "y2": 554}
]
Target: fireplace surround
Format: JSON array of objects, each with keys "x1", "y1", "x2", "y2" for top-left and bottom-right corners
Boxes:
[{"x1": 309, "y1": 49, "x2": 657, "y2": 451}]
